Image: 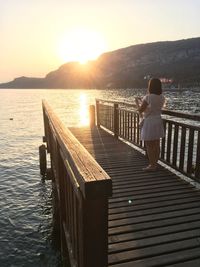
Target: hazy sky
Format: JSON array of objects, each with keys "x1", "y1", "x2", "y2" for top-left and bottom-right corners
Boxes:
[{"x1": 1, "y1": 0, "x2": 200, "y2": 82}]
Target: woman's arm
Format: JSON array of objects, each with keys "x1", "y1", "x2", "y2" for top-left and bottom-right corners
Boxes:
[
  {"x1": 135, "y1": 97, "x2": 141, "y2": 108},
  {"x1": 136, "y1": 99, "x2": 148, "y2": 114}
]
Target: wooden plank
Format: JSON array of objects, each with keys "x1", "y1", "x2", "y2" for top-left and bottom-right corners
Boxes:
[
  {"x1": 95, "y1": 99, "x2": 100, "y2": 127},
  {"x1": 187, "y1": 128, "x2": 195, "y2": 174},
  {"x1": 166, "y1": 121, "x2": 172, "y2": 162},
  {"x1": 108, "y1": 187, "x2": 194, "y2": 204},
  {"x1": 109, "y1": 200, "x2": 200, "y2": 221},
  {"x1": 123, "y1": 110, "x2": 125, "y2": 138},
  {"x1": 133, "y1": 113, "x2": 136, "y2": 143},
  {"x1": 113, "y1": 103, "x2": 119, "y2": 137},
  {"x1": 180, "y1": 126, "x2": 186, "y2": 170},
  {"x1": 130, "y1": 113, "x2": 133, "y2": 142},
  {"x1": 108, "y1": 247, "x2": 200, "y2": 267},
  {"x1": 109, "y1": 238, "x2": 200, "y2": 264},
  {"x1": 119, "y1": 109, "x2": 122, "y2": 136},
  {"x1": 109, "y1": 192, "x2": 200, "y2": 209},
  {"x1": 110, "y1": 174, "x2": 195, "y2": 187},
  {"x1": 108, "y1": 206, "x2": 200, "y2": 228},
  {"x1": 161, "y1": 120, "x2": 166, "y2": 160},
  {"x1": 171, "y1": 258, "x2": 200, "y2": 266},
  {"x1": 112, "y1": 180, "x2": 186, "y2": 190},
  {"x1": 136, "y1": 113, "x2": 140, "y2": 144},
  {"x1": 111, "y1": 184, "x2": 192, "y2": 199},
  {"x1": 109, "y1": 195, "x2": 200, "y2": 215},
  {"x1": 195, "y1": 130, "x2": 200, "y2": 178},
  {"x1": 108, "y1": 219, "x2": 200, "y2": 243},
  {"x1": 109, "y1": 228, "x2": 200, "y2": 253},
  {"x1": 108, "y1": 213, "x2": 200, "y2": 236},
  {"x1": 172, "y1": 124, "x2": 179, "y2": 166}
]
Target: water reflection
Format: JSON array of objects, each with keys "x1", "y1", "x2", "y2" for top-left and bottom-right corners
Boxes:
[{"x1": 79, "y1": 93, "x2": 89, "y2": 126}]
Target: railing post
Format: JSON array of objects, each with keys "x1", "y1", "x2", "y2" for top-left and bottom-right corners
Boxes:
[
  {"x1": 96, "y1": 100, "x2": 100, "y2": 127},
  {"x1": 79, "y1": 197, "x2": 108, "y2": 267},
  {"x1": 89, "y1": 105, "x2": 95, "y2": 127},
  {"x1": 114, "y1": 103, "x2": 119, "y2": 138}
]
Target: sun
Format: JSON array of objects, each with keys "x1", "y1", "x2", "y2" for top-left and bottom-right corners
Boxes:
[{"x1": 58, "y1": 27, "x2": 107, "y2": 64}]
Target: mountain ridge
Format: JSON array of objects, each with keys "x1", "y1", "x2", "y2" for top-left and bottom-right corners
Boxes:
[{"x1": 1, "y1": 37, "x2": 200, "y2": 89}]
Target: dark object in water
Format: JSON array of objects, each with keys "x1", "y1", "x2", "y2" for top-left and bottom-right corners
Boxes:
[
  {"x1": 9, "y1": 118, "x2": 13, "y2": 120},
  {"x1": 39, "y1": 144, "x2": 47, "y2": 176}
]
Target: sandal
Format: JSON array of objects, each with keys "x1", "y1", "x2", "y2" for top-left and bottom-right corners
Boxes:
[{"x1": 142, "y1": 165, "x2": 157, "y2": 172}]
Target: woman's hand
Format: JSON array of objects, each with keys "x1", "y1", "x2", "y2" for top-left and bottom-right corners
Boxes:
[
  {"x1": 135, "y1": 97, "x2": 142, "y2": 107},
  {"x1": 135, "y1": 97, "x2": 148, "y2": 114}
]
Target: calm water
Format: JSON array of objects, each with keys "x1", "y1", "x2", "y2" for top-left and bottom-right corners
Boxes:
[{"x1": 0, "y1": 88, "x2": 200, "y2": 267}]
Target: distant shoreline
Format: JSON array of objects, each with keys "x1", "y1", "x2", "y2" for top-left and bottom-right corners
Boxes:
[{"x1": 1, "y1": 37, "x2": 200, "y2": 89}]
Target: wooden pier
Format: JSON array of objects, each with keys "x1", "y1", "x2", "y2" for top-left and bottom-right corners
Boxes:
[{"x1": 41, "y1": 99, "x2": 200, "y2": 267}]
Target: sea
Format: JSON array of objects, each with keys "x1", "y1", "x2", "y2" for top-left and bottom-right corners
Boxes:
[{"x1": 0, "y1": 88, "x2": 200, "y2": 267}]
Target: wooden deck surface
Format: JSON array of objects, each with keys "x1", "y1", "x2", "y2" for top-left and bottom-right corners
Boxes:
[{"x1": 70, "y1": 126, "x2": 200, "y2": 267}]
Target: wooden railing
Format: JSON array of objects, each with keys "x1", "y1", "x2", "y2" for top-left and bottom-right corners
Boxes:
[
  {"x1": 96, "y1": 98, "x2": 200, "y2": 181},
  {"x1": 42, "y1": 100, "x2": 112, "y2": 267}
]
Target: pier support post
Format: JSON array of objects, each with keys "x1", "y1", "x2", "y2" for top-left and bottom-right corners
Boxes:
[{"x1": 39, "y1": 144, "x2": 47, "y2": 176}]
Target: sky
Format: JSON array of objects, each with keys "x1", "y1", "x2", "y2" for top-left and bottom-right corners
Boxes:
[{"x1": 1, "y1": 0, "x2": 200, "y2": 83}]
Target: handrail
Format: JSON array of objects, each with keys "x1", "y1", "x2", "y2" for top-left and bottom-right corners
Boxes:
[
  {"x1": 162, "y1": 109, "x2": 200, "y2": 121},
  {"x1": 42, "y1": 100, "x2": 112, "y2": 267},
  {"x1": 96, "y1": 98, "x2": 137, "y2": 109},
  {"x1": 96, "y1": 98, "x2": 200, "y2": 181},
  {"x1": 43, "y1": 100, "x2": 112, "y2": 198},
  {"x1": 96, "y1": 98, "x2": 200, "y2": 121}
]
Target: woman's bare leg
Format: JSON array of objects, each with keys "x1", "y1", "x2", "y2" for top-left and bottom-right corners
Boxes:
[
  {"x1": 154, "y1": 139, "x2": 160, "y2": 164},
  {"x1": 145, "y1": 139, "x2": 160, "y2": 168}
]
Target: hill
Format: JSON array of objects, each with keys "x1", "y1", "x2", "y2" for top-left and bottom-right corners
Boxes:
[{"x1": 1, "y1": 37, "x2": 200, "y2": 89}]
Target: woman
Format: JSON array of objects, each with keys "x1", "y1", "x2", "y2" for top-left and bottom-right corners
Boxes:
[{"x1": 135, "y1": 78, "x2": 165, "y2": 171}]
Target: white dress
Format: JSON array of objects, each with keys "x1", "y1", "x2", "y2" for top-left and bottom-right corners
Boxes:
[{"x1": 141, "y1": 94, "x2": 165, "y2": 141}]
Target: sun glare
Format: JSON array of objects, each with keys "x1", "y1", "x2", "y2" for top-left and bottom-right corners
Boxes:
[{"x1": 58, "y1": 28, "x2": 107, "y2": 64}]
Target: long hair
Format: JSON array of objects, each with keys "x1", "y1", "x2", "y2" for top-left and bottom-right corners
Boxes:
[{"x1": 148, "y1": 78, "x2": 162, "y2": 95}]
